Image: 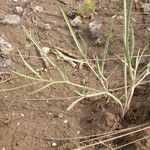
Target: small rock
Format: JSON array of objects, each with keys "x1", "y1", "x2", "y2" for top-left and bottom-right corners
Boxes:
[
  {"x1": 32, "y1": 19, "x2": 51, "y2": 30},
  {"x1": 117, "y1": 15, "x2": 124, "y2": 21},
  {"x1": 0, "y1": 37, "x2": 13, "y2": 55},
  {"x1": 147, "y1": 27, "x2": 150, "y2": 32},
  {"x1": 94, "y1": 37, "x2": 101, "y2": 45},
  {"x1": 58, "y1": 113, "x2": 63, "y2": 118},
  {"x1": 70, "y1": 16, "x2": 82, "y2": 27},
  {"x1": 0, "y1": 14, "x2": 21, "y2": 25},
  {"x1": 33, "y1": 6, "x2": 44, "y2": 13},
  {"x1": 21, "y1": 0, "x2": 31, "y2": 3},
  {"x1": 15, "y1": 6, "x2": 24, "y2": 14},
  {"x1": 1, "y1": 147, "x2": 5, "y2": 150},
  {"x1": 0, "y1": 58, "x2": 11, "y2": 67},
  {"x1": 52, "y1": 142, "x2": 57, "y2": 147},
  {"x1": 143, "y1": 3, "x2": 150, "y2": 14},
  {"x1": 20, "y1": 113, "x2": 25, "y2": 117},
  {"x1": 36, "y1": 22, "x2": 51, "y2": 30},
  {"x1": 17, "y1": 122, "x2": 20, "y2": 125},
  {"x1": 89, "y1": 21, "x2": 102, "y2": 39},
  {"x1": 139, "y1": 57, "x2": 146, "y2": 65},
  {"x1": 63, "y1": 120, "x2": 68, "y2": 124},
  {"x1": 41, "y1": 47, "x2": 50, "y2": 54},
  {"x1": 66, "y1": 5, "x2": 77, "y2": 18},
  {"x1": 39, "y1": 46, "x2": 50, "y2": 67}
]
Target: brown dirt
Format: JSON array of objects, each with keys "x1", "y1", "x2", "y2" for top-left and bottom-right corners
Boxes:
[{"x1": 0, "y1": 0, "x2": 150, "y2": 150}]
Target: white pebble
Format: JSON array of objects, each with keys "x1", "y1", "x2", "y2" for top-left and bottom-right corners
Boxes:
[
  {"x1": 63, "y1": 120, "x2": 68, "y2": 124},
  {"x1": 15, "y1": 6, "x2": 24, "y2": 14},
  {"x1": 52, "y1": 142, "x2": 57, "y2": 147},
  {"x1": 41, "y1": 47, "x2": 50, "y2": 54},
  {"x1": 17, "y1": 122, "x2": 20, "y2": 125},
  {"x1": 20, "y1": 113, "x2": 25, "y2": 117},
  {"x1": 33, "y1": 6, "x2": 44, "y2": 13}
]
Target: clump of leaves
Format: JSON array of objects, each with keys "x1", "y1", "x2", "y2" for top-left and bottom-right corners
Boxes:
[{"x1": 76, "y1": 0, "x2": 96, "y2": 15}]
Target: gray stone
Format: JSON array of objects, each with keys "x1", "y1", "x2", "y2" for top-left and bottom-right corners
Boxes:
[
  {"x1": 0, "y1": 37, "x2": 13, "y2": 55},
  {"x1": 70, "y1": 16, "x2": 82, "y2": 27},
  {"x1": 89, "y1": 21, "x2": 102, "y2": 38},
  {"x1": 33, "y1": 6, "x2": 44, "y2": 13},
  {"x1": 32, "y1": 19, "x2": 51, "y2": 30},
  {"x1": 66, "y1": 5, "x2": 77, "y2": 18},
  {"x1": 143, "y1": 3, "x2": 150, "y2": 14},
  {"x1": 0, "y1": 58, "x2": 11, "y2": 67}
]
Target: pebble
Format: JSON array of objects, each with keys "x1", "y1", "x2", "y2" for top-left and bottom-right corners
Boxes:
[
  {"x1": 21, "y1": 0, "x2": 31, "y2": 3},
  {"x1": 94, "y1": 37, "x2": 101, "y2": 45},
  {"x1": 33, "y1": 6, "x2": 44, "y2": 13},
  {"x1": 143, "y1": 3, "x2": 150, "y2": 14},
  {"x1": 66, "y1": 5, "x2": 77, "y2": 18},
  {"x1": 63, "y1": 119, "x2": 68, "y2": 124},
  {"x1": 139, "y1": 57, "x2": 146, "y2": 65},
  {"x1": 58, "y1": 113, "x2": 63, "y2": 118},
  {"x1": 117, "y1": 15, "x2": 124, "y2": 21},
  {"x1": 0, "y1": 37, "x2": 13, "y2": 55},
  {"x1": 41, "y1": 47, "x2": 50, "y2": 54},
  {"x1": 20, "y1": 113, "x2": 25, "y2": 117},
  {"x1": 147, "y1": 27, "x2": 150, "y2": 32},
  {"x1": 0, "y1": 14, "x2": 21, "y2": 25},
  {"x1": 17, "y1": 122, "x2": 20, "y2": 125},
  {"x1": 36, "y1": 22, "x2": 51, "y2": 30},
  {"x1": 32, "y1": 19, "x2": 51, "y2": 30},
  {"x1": 15, "y1": 6, "x2": 24, "y2": 14},
  {"x1": 89, "y1": 21, "x2": 102, "y2": 39},
  {"x1": 0, "y1": 58, "x2": 11, "y2": 67},
  {"x1": 70, "y1": 16, "x2": 82, "y2": 27},
  {"x1": 52, "y1": 142, "x2": 57, "y2": 147},
  {"x1": 1, "y1": 147, "x2": 5, "y2": 150}
]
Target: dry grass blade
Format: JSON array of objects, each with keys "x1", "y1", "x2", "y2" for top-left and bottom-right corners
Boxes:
[
  {"x1": 18, "y1": 50, "x2": 42, "y2": 79},
  {"x1": 0, "y1": 81, "x2": 40, "y2": 92},
  {"x1": 76, "y1": 124, "x2": 150, "y2": 150},
  {"x1": 101, "y1": 17, "x2": 114, "y2": 73},
  {"x1": 60, "y1": 7, "x2": 85, "y2": 58},
  {"x1": 114, "y1": 134, "x2": 150, "y2": 150}
]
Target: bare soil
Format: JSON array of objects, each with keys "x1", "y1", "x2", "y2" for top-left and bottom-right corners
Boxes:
[{"x1": 0, "y1": 0, "x2": 150, "y2": 150}]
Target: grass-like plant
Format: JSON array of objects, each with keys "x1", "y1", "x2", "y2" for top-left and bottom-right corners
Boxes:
[
  {"x1": 75, "y1": 0, "x2": 96, "y2": 15},
  {"x1": 122, "y1": 0, "x2": 150, "y2": 117},
  {"x1": 6, "y1": 0, "x2": 149, "y2": 120}
]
